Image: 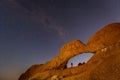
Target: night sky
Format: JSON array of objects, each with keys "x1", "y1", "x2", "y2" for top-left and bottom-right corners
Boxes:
[{"x1": 0, "y1": 0, "x2": 120, "y2": 80}]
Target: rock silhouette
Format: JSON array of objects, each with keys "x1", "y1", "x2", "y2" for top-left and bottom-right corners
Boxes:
[{"x1": 19, "y1": 23, "x2": 120, "y2": 80}]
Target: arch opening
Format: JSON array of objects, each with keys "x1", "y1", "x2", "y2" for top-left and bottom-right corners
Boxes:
[{"x1": 67, "y1": 53, "x2": 94, "y2": 68}]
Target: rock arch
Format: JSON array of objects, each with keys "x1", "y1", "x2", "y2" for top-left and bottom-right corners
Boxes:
[{"x1": 19, "y1": 23, "x2": 120, "y2": 80}]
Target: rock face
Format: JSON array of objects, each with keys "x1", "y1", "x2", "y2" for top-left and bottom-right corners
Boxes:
[
  {"x1": 19, "y1": 64, "x2": 43, "y2": 80},
  {"x1": 87, "y1": 23, "x2": 120, "y2": 52},
  {"x1": 60, "y1": 42, "x2": 120, "y2": 80},
  {"x1": 19, "y1": 40, "x2": 86, "y2": 80},
  {"x1": 19, "y1": 23, "x2": 120, "y2": 80}
]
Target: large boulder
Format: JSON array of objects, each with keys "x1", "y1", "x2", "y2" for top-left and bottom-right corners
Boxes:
[{"x1": 86, "y1": 23, "x2": 120, "y2": 52}]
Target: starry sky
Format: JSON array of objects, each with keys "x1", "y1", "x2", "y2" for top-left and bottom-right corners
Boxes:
[{"x1": 0, "y1": 0, "x2": 120, "y2": 80}]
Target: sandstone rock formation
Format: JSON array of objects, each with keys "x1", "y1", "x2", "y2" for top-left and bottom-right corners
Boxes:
[
  {"x1": 87, "y1": 23, "x2": 120, "y2": 52},
  {"x1": 19, "y1": 64, "x2": 43, "y2": 80},
  {"x1": 19, "y1": 23, "x2": 120, "y2": 80},
  {"x1": 60, "y1": 42, "x2": 120, "y2": 80},
  {"x1": 19, "y1": 40, "x2": 86, "y2": 80}
]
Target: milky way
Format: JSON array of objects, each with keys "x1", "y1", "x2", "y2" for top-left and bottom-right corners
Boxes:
[{"x1": 0, "y1": 0, "x2": 120, "y2": 80}]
